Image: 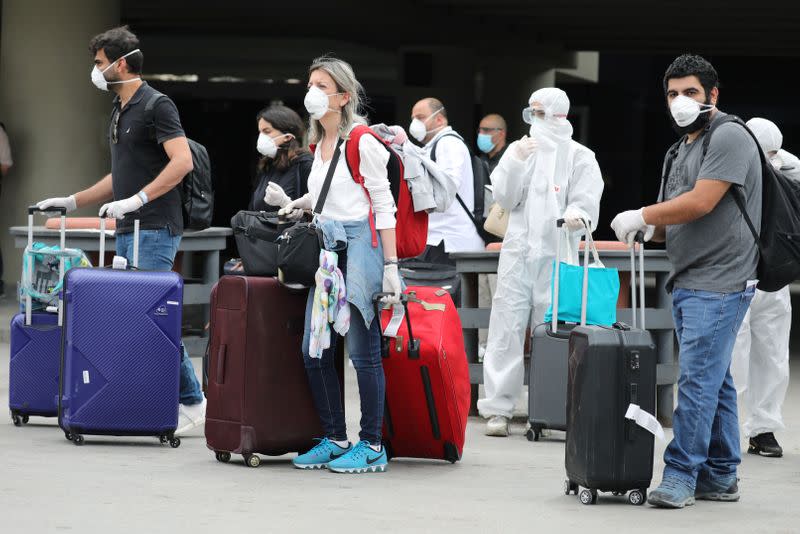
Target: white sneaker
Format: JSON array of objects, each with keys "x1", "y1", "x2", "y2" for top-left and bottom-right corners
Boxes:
[
  {"x1": 485, "y1": 415, "x2": 509, "y2": 437},
  {"x1": 175, "y1": 398, "x2": 207, "y2": 436}
]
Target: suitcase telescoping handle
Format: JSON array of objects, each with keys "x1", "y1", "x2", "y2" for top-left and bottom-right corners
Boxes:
[
  {"x1": 629, "y1": 231, "x2": 646, "y2": 330},
  {"x1": 373, "y1": 293, "x2": 421, "y2": 359},
  {"x1": 99, "y1": 217, "x2": 139, "y2": 268},
  {"x1": 551, "y1": 218, "x2": 592, "y2": 333},
  {"x1": 25, "y1": 205, "x2": 67, "y2": 327}
]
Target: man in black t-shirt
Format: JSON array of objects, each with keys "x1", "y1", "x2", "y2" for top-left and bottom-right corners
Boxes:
[{"x1": 36, "y1": 26, "x2": 206, "y2": 435}]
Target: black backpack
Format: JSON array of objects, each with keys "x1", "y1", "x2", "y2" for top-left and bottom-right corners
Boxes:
[
  {"x1": 664, "y1": 115, "x2": 800, "y2": 292},
  {"x1": 145, "y1": 92, "x2": 214, "y2": 230},
  {"x1": 431, "y1": 132, "x2": 491, "y2": 242}
]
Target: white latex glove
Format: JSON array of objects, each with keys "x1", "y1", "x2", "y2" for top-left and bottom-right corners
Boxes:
[
  {"x1": 36, "y1": 195, "x2": 77, "y2": 213},
  {"x1": 610, "y1": 208, "x2": 655, "y2": 247},
  {"x1": 562, "y1": 207, "x2": 588, "y2": 231},
  {"x1": 278, "y1": 193, "x2": 313, "y2": 221},
  {"x1": 99, "y1": 194, "x2": 143, "y2": 219},
  {"x1": 509, "y1": 136, "x2": 538, "y2": 162},
  {"x1": 382, "y1": 262, "x2": 402, "y2": 304},
  {"x1": 264, "y1": 181, "x2": 291, "y2": 209}
]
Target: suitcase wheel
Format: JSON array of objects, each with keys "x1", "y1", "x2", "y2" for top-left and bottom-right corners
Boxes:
[
  {"x1": 526, "y1": 425, "x2": 543, "y2": 442},
  {"x1": 215, "y1": 451, "x2": 231, "y2": 463},
  {"x1": 244, "y1": 454, "x2": 261, "y2": 468},
  {"x1": 72, "y1": 434, "x2": 85, "y2": 446},
  {"x1": 64, "y1": 431, "x2": 73, "y2": 441},
  {"x1": 564, "y1": 480, "x2": 579, "y2": 496},
  {"x1": 628, "y1": 489, "x2": 646, "y2": 506},
  {"x1": 169, "y1": 437, "x2": 181, "y2": 449},
  {"x1": 159, "y1": 435, "x2": 169, "y2": 444},
  {"x1": 579, "y1": 489, "x2": 597, "y2": 505},
  {"x1": 11, "y1": 412, "x2": 26, "y2": 427}
]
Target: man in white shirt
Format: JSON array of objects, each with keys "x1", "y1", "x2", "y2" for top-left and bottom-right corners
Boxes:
[{"x1": 409, "y1": 98, "x2": 484, "y2": 265}]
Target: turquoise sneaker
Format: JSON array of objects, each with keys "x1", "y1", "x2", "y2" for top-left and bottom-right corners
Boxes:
[
  {"x1": 293, "y1": 438, "x2": 351, "y2": 470},
  {"x1": 328, "y1": 440, "x2": 388, "y2": 474}
]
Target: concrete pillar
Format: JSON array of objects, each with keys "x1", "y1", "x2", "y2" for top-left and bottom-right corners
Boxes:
[{"x1": 0, "y1": 0, "x2": 119, "y2": 287}]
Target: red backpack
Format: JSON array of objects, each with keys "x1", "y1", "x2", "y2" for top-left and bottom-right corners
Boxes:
[{"x1": 311, "y1": 125, "x2": 427, "y2": 258}]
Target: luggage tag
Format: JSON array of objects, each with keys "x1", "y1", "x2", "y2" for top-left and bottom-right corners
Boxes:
[
  {"x1": 382, "y1": 304, "x2": 405, "y2": 338},
  {"x1": 625, "y1": 404, "x2": 666, "y2": 441}
]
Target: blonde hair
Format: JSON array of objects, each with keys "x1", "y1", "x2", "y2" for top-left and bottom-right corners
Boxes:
[{"x1": 307, "y1": 55, "x2": 367, "y2": 144}]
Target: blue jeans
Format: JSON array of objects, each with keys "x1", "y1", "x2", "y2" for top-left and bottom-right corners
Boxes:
[
  {"x1": 663, "y1": 286, "x2": 756, "y2": 488},
  {"x1": 116, "y1": 227, "x2": 204, "y2": 405},
  {"x1": 302, "y1": 288, "x2": 384, "y2": 445}
]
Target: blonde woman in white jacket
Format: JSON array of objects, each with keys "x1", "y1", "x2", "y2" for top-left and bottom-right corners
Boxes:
[{"x1": 280, "y1": 56, "x2": 400, "y2": 474}]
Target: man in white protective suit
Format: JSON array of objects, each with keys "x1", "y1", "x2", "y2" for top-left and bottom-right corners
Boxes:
[
  {"x1": 729, "y1": 117, "x2": 798, "y2": 458},
  {"x1": 478, "y1": 87, "x2": 604, "y2": 436}
]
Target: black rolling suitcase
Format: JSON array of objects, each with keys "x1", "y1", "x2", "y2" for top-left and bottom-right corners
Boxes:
[{"x1": 564, "y1": 235, "x2": 658, "y2": 506}]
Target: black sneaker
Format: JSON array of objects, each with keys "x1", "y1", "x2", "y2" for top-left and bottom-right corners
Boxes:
[{"x1": 748, "y1": 432, "x2": 783, "y2": 458}]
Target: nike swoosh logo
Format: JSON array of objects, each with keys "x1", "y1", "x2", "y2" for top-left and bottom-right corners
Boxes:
[
  {"x1": 330, "y1": 450, "x2": 348, "y2": 460},
  {"x1": 366, "y1": 452, "x2": 385, "y2": 464}
]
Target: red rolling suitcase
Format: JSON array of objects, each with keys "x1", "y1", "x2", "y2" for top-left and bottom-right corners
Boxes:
[
  {"x1": 377, "y1": 286, "x2": 470, "y2": 463},
  {"x1": 204, "y1": 276, "x2": 343, "y2": 468}
]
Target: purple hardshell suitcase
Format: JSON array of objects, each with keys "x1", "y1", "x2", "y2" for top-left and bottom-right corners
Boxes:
[
  {"x1": 9, "y1": 206, "x2": 72, "y2": 425},
  {"x1": 58, "y1": 220, "x2": 183, "y2": 447}
]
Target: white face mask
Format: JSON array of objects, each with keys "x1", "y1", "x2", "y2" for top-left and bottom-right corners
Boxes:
[
  {"x1": 256, "y1": 132, "x2": 292, "y2": 158},
  {"x1": 409, "y1": 108, "x2": 444, "y2": 142},
  {"x1": 670, "y1": 95, "x2": 714, "y2": 127},
  {"x1": 91, "y1": 49, "x2": 142, "y2": 92},
  {"x1": 304, "y1": 85, "x2": 344, "y2": 120}
]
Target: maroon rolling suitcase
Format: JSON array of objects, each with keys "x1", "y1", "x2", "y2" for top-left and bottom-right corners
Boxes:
[{"x1": 204, "y1": 276, "x2": 342, "y2": 467}]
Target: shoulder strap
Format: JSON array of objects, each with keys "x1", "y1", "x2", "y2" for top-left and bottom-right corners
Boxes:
[
  {"x1": 343, "y1": 125, "x2": 373, "y2": 178},
  {"x1": 430, "y1": 132, "x2": 463, "y2": 162},
  {"x1": 143, "y1": 91, "x2": 167, "y2": 142},
  {"x1": 144, "y1": 91, "x2": 166, "y2": 113},
  {"x1": 659, "y1": 138, "x2": 684, "y2": 201},
  {"x1": 295, "y1": 158, "x2": 303, "y2": 200},
  {"x1": 699, "y1": 114, "x2": 762, "y2": 244},
  {"x1": 701, "y1": 114, "x2": 741, "y2": 157},
  {"x1": 454, "y1": 193, "x2": 486, "y2": 236},
  {"x1": 312, "y1": 138, "x2": 344, "y2": 215},
  {"x1": 430, "y1": 132, "x2": 483, "y2": 227}
]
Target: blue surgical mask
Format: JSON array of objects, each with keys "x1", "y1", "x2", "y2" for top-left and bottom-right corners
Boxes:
[{"x1": 477, "y1": 133, "x2": 495, "y2": 154}]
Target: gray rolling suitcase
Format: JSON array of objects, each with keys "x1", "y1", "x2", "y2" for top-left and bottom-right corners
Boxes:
[{"x1": 527, "y1": 219, "x2": 592, "y2": 442}]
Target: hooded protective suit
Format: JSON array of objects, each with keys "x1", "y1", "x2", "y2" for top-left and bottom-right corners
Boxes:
[
  {"x1": 477, "y1": 88, "x2": 604, "y2": 419},
  {"x1": 730, "y1": 117, "x2": 794, "y2": 438}
]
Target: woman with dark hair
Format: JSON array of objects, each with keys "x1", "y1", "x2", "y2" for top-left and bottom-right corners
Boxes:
[{"x1": 250, "y1": 105, "x2": 312, "y2": 211}]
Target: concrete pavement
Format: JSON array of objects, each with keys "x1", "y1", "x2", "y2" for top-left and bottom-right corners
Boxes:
[{"x1": 1, "y1": 341, "x2": 799, "y2": 533}]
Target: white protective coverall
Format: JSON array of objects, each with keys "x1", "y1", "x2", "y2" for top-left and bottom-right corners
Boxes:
[
  {"x1": 477, "y1": 88, "x2": 604, "y2": 419},
  {"x1": 730, "y1": 117, "x2": 796, "y2": 438}
]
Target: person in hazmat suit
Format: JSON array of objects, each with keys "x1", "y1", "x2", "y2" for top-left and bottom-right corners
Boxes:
[
  {"x1": 729, "y1": 117, "x2": 798, "y2": 458},
  {"x1": 478, "y1": 87, "x2": 604, "y2": 436}
]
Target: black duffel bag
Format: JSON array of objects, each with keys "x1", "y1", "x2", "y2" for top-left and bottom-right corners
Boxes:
[
  {"x1": 231, "y1": 210, "x2": 293, "y2": 276},
  {"x1": 276, "y1": 139, "x2": 343, "y2": 287},
  {"x1": 398, "y1": 260, "x2": 461, "y2": 303}
]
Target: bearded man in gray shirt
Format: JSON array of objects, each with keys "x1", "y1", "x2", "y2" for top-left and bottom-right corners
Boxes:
[{"x1": 611, "y1": 54, "x2": 761, "y2": 509}]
